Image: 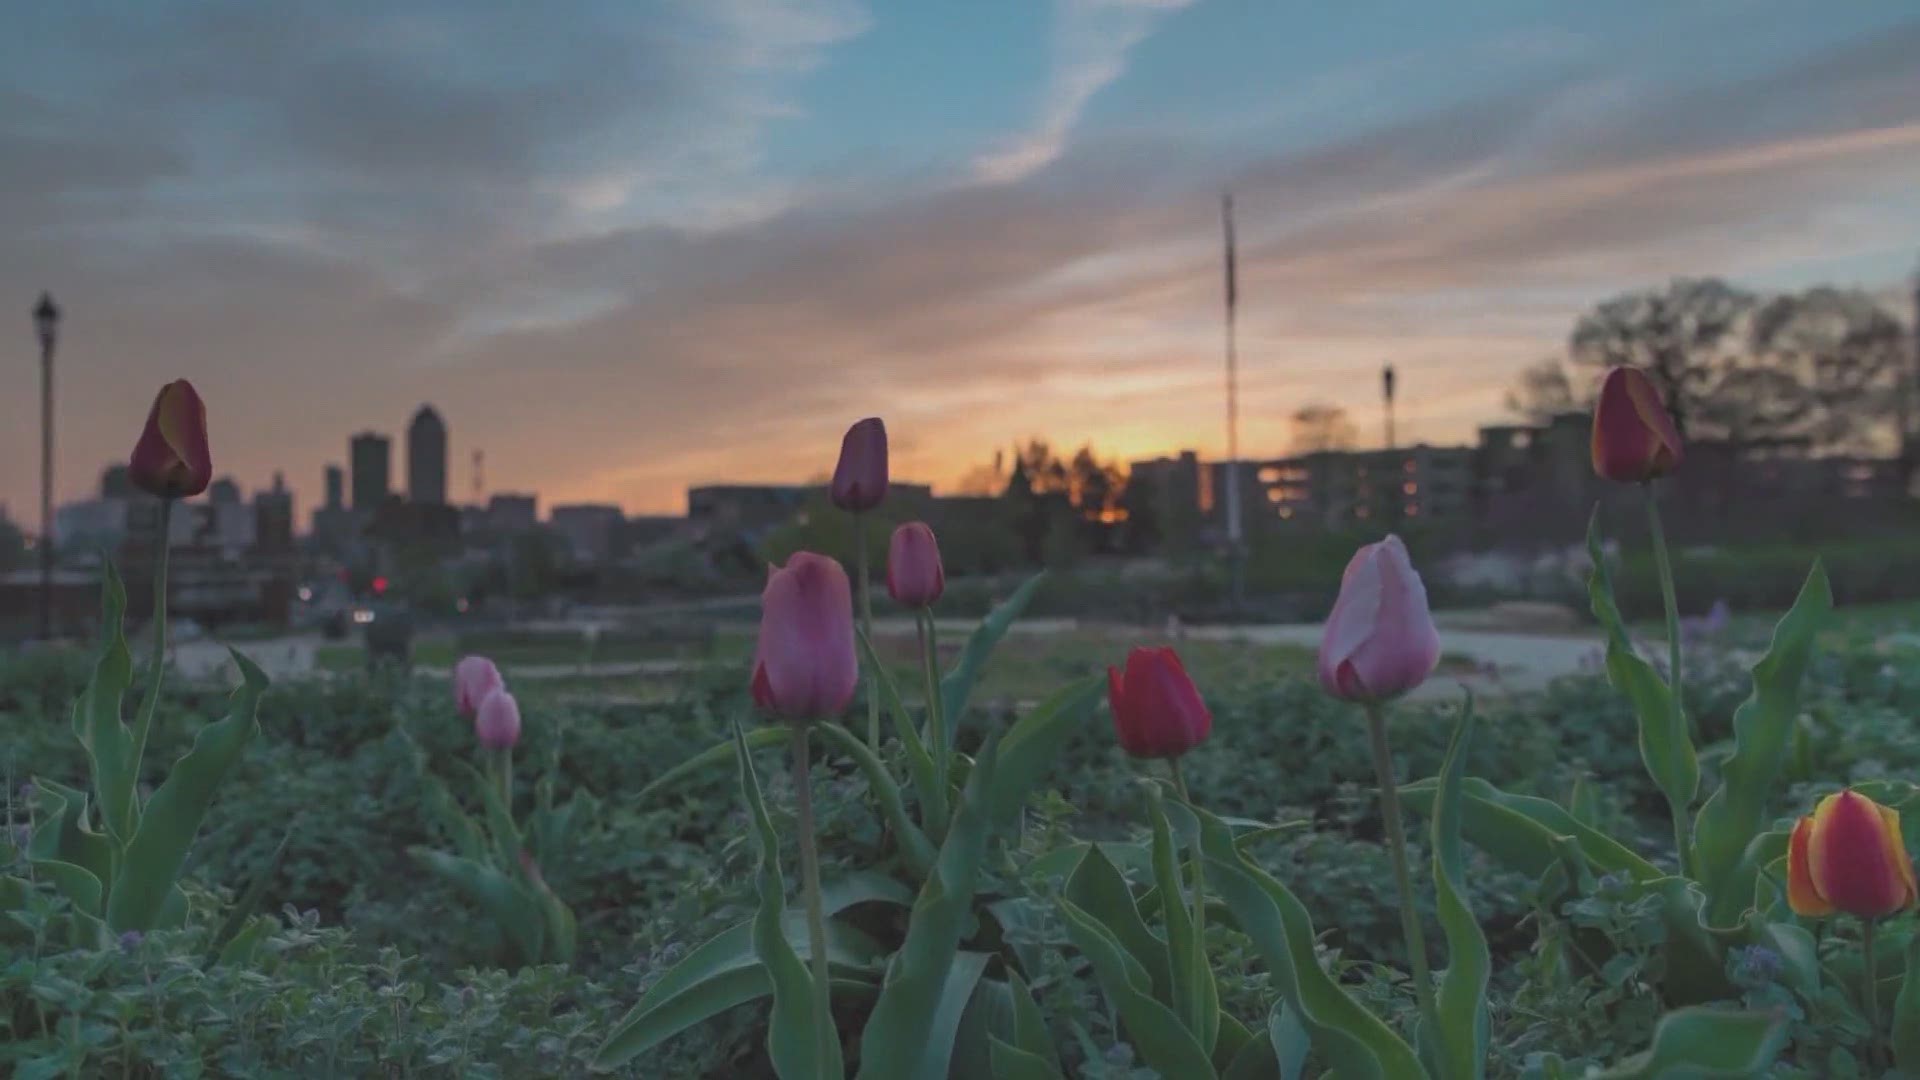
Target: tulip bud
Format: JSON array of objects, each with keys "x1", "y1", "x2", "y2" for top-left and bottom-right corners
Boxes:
[
  {"x1": 751, "y1": 551, "x2": 858, "y2": 721},
  {"x1": 1787, "y1": 789, "x2": 1917, "y2": 920},
  {"x1": 830, "y1": 417, "x2": 888, "y2": 512},
  {"x1": 453, "y1": 655, "x2": 504, "y2": 718},
  {"x1": 1591, "y1": 366, "x2": 1683, "y2": 483},
  {"x1": 128, "y1": 379, "x2": 213, "y2": 499},
  {"x1": 474, "y1": 687, "x2": 522, "y2": 750},
  {"x1": 886, "y1": 522, "x2": 945, "y2": 608},
  {"x1": 1317, "y1": 535, "x2": 1441, "y2": 703},
  {"x1": 1107, "y1": 647, "x2": 1212, "y2": 759}
]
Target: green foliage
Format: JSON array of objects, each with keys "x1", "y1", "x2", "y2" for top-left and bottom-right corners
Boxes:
[
  {"x1": 16, "y1": 563, "x2": 270, "y2": 938},
  {"x1": 1424, "y1": 703, "x2": 1491, "y2": 1080}
]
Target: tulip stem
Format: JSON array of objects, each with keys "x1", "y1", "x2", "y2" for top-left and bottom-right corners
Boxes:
[
  {"x1": 916, "y1": 609, "x2": 949, "y2": 830},
  {"x1": 1642, "y1": 483, "x2": 1695, "y2": 878},
  {"x1": 1365, "y1": 701, "x2": 1436, "y2": 1031},
  {"x1": 790, "y1": 723, "x2": 835, "y2": 1068},
  {"x1": 855, "y1": 515, "x2": 880, "y2": 750},
  {"x1": 1863, "y1": 918, "x2": 1883, "y2": 1069},
  {"x1": 498, "y1": 745, "x2": 513, "y2": 816},
  {"x1": 1167, "y1": 758, "x2": 1210, "y2": 1041},
  {"x1": 129, "y1": 498, "x2": 174, "y2": 796}
]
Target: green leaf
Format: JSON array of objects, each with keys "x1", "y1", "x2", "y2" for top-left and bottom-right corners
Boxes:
[
  {"x1": 32, "y1": 859, "x2": 103, "y2": 917},
  {"x1": 1214, "y1": 1013, "x2": 1254, "y2": 1073},
  {"x1": 590, "y1": 882, "x2": 896, "y2": 1070},
  {"x1": 857, "y1": 735, "x2": 1003, "y2": 1080},
  {"x1": 816, "y1": 722, "x2": 938, "y2": 878},
  {"x1": 216, "y1": 916, "x2": 275, "y2": 967},
  {"x1": 737, "y1": 724, "x2": 845, "y2": 1080},
  {"x1": 410, "y1": 848, "x2": 546, "y2": 965},
  {"x1": 1270, "y1": 1001, "x2": 1311, "y2": 1080},
  {"x1": 1058, "y1": 896, "x2": 1219, "y2": 1079},
  {"x1": 205, "y1": 818, "x2": 295, "y2": 965},
  {"x1": 1065, "y1": 844, "x2": 1172, "y2": 1004},
  {"x1": 990, "y1": 1039, "x2": 1065, "y2": 1080},
  {"x1": 27, "y1": 778, "x2": 114, "y2": 906},
  {"x1": 1587, "y1": 1007, "x2": 1786, "y2": 1078},
  {"x1": 1149, "y1": 785, "x2": 1218, "y2": 1055},
  {"x1": 634, "y1": 725, "x2": 786, "y2": 803},
  {"x1": 1895, "y1": 933, "x2": 1920, "y2": 1072},
  {"x1": 1587, "y1": 510, "x2": 1698, "y2": 830},
  {"x1": 857, "y1": 626, "x2": 945, "y2": 831},
  {"x1": 1007, "y1": 970, "x2": 1057, "y2": 1069},
  {"x1": 71, "y1": 563, "x2": 138, "y2": 843},
  {"x1": 1421, "y1": 704, "x2": 1490, "y2": 1080},
  {"x1": 105, "y1": 650, "x2": 269, "y2": 932},
  {"x1": 1691, "y1": 562, "x2": 1829, "y2": 926},
  {"x1": 988, "y1": 674, "x2": 1102, "y2": 831},
  {"x1": 456, "y1": 759, "x2": 524, "y2": 870},
  {"x1": 940, "y1": 571, "x2": 1046, "y2": 742},
  {"x1": 419, "y1": 771, "x2": 489, "y2": 863},
  {"x1": 1197, "y1": 805, "x2": 1425, "y2": 1080},
  {"x1": 1400, "y1": 776, "x2": 1662, "y2": 883},
  {"x1": 911, "y1": 951, "x2": 991, "y2": 1080}
]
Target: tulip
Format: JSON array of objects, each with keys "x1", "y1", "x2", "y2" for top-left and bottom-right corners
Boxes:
[
  {"x1": 129, "y1": 379, "x2": 213, "y2": 499},
  {"x1": 886, "y1": 522, "x2": 945, "y2": 608},
  {"x1": 751, "y1": 552, "x2": 858, "y2": 721},
  {"x1": 1107, "y1": 647, "x2": 1212, "y2": 759},
  {"x1": 1787, "y1": 790, "x2": 1918, "y2": 920},
  {"x1": 1317, "y1": 535, "x2": 1441, "y2": 703},
  {"x1": 1591, "y1": 366, "x2": 1683, "y2": 483},
  {"x1": 453, "y1": 656, "x2": 504, "y2": 718},
  {"x1": 474, "y1": 687, "x2": 522, "y2": 750},
  {"x1": 830, "y1": 417, "x2": 888, "y2": 513}
]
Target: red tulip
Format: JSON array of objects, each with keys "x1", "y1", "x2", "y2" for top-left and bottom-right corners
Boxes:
[
  {"x1": 1591, "y1": 366, "x2": 1683, "y2": 483},
  {"x1": 886, "y1": 522, "x2": 945, "y2": 607},
  {"x1": 453, "y1": 655, "x2": 504, "y2": 718},
  {"x1": 751, "y1": 552, "x2": 858, "y2": 721},
  {"x1": 129, "y1": 379, "x2": 213, "y2": 499},
  {"x1": 1107, "y1": 647, "x2": 1212, "y2": 759},
  {"x1": 474, "y1": 687, "x2": 522, "y2": 750},
  {"x1": 1318, "y1": 535, "x2": 1441, "y2": 703},
  {"x1": 1787, "y1": 789, "x2": 1917, "y2": 919},
  {"x1": 830, "y1": 417, "x2": 888, "y2": 513}
]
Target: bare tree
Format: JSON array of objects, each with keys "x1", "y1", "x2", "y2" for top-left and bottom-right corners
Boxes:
[
  {"x1": 1505, "y1": 358, "x2": 1581, "y2": 424},
  {"x1": 1568, "y1": 277, "x2": 1759, "y2": 439},
  {"x1": 1290, "y1": 403, "x2": 1359, "y2": 454},
  {"x1": 1750, "y1": 286, "x2": 1909, "y2": 455}
]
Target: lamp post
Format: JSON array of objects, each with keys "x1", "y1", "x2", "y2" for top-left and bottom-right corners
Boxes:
[{"x1": 33, "y1": 292, "x2": 61, "y2": 641}]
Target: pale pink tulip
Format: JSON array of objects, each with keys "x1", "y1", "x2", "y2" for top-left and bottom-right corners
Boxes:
[
  {"x1": 1317, "y1": 535, "x2": 1441, "y2": 703},
  {"x1": 453, "y1": 656, "x2": 504, "y2": 718},
  {"x1": 474, "y1": 687, "x2": 522, "y2": 749}
]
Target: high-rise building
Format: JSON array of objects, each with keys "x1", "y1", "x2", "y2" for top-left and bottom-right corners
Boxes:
[
  {"x1": 408, "y1": 405, "x2": 448, "y2": 505},
  {"x1": 254, "y1": 472, "x2": 294, "y2": 555},
  {"x1": 487, "y1": 494, "x2": 538, "y2": 533},
  {"x1": 350, "y1": 433, "x2": 391, "y2": 511},
  {"x1": 324, "y1": 464, "x2": 345, "y2": 510},
  {"x1": 209, "y1": 477, "x2": 242, "y2": 505}
]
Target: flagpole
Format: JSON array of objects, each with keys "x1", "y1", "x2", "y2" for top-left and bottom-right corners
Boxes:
[{"x1": 1222, "y1": 193, "x2": 1244, "y2": 613}]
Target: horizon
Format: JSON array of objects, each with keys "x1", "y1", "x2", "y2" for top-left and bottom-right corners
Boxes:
[{"x1": 7, "y1": 2, "x2": 1920, "y2": 518}]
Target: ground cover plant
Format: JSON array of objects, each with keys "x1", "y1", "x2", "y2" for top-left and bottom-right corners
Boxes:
[{"x1": 5, "y1": 372, "x2": 1920, "y2": 1077}]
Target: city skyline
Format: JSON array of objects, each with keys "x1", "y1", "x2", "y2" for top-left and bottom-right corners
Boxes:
[{"x1": 7, "y1": 3, "x2": 1920, "y2": 518}]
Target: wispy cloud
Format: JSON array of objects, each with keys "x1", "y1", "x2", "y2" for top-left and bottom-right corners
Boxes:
[{"x1": 973, "y1": 0, "x2": 1194, "y2": 184}]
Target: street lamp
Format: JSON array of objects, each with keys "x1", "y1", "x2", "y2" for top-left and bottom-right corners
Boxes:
[{"x1": 33, "y1": 292, "x2": 60, "y2": 640}]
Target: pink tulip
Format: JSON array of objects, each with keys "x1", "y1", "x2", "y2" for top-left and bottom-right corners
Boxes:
[
  {"x1": 751, "y1": 552, "x2": 858, "y2": 721},
  {"x1": 886, "y1": 522, "x2": 945, "y2": 608},
  {"x1": 453, "y1": 656, "x2": 504, "y2": 718},
  {"x1": 1317, "y1": 535, "x2": 1441, "y2": 703},
  {"x1": 830, "y1": 417, "x2": 889, "y2": 513},
  {"x1": 1591, "y1": 366, "x2": 1683, "y2": 483},
  {"x1": 1107, "y1": 647, "x2": 1212, "y2": 759},
  {"x1": 474, "y1": 687, "x2": 521, "y2": 749}
]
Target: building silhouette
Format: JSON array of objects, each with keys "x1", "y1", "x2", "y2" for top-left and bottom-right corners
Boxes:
[
  {"x1": 408, "y1": 405, "x2": 448, "y2": 505},
  {"x1": 324, "y1": 464, "x2": 344, "y2": 510},
  {"x1": 350, "y1": 433, "x2": 390, "y2": 511}
]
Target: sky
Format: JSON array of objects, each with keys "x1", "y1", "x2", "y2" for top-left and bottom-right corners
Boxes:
[{"x1": 5, "y1": 1, "x2": 1919, "y2": 519}]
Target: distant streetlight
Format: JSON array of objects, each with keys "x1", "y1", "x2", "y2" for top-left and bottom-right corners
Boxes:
[{"x1": 33, "y1": 292, "x2": 60, "y2": 640}]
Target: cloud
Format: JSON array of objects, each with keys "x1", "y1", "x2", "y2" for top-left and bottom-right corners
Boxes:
[{"x1": 973, "y1": 0, "x2": 1195, "y2": 184}]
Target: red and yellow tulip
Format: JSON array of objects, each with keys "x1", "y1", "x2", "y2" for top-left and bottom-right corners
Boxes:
[{"x1": 1786, "y1": 789, "x2": 1918, "y2": 920}]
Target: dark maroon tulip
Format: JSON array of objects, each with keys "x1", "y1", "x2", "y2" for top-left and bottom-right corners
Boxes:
[
  {"x1": 129, "y1": 380, "x2": 212, "y2": 499},
  {"x1": 1591, "y1": 366, "x2": 1683, "y2": 483},
  {"x1": 830, "y1": 417, "x2": 888, "y2": 512}
]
